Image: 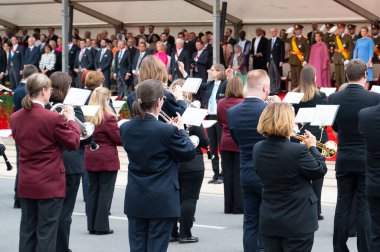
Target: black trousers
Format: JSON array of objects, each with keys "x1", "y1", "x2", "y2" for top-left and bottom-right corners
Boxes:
[
  {"x1": 311, "y1": 177, "x2": 324, "y2": 215},
  {"x1": 14, "y1": 144, "x2": 19, "y2": 205},
  {"x1": 56, "y1": 174, "x2": 81, "y2": 252},
  {"x1": 128, "y1": 217, "x2": 176, "y2": 252},
  {"x1": 206, "y1": 117, "x2": 222, "y2": 180},
  {"x1": 262, "y1": 232, "x2": 314, "y2": 252},
  {"x1": 333, "y1": 172, "x2": 370, "y2": 252},
  {"x1": 172, "y1": 170, "x2": 204, "y2": 238},
  {"x1": 221, "y1": 150, "x2": 243, "y2": 214},
  {"x1": 9, "y1": 66, "x2": 21, "y2": 90},
  {"x1": 19, "y1": 198, "x2": 63, "y2": 252},
  {"x1": 368, "y1": 196, "x2": 380, "y2": 252},
  {"x1": 87, "y1": 171, "x2": 117, "y2": 232}
]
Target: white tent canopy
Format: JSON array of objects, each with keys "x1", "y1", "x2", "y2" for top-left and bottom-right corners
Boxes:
[{"x1": 0, "y1": 0, "x2": 378, "y2": 29}]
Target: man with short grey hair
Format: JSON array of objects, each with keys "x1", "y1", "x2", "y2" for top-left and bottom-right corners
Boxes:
[
  {"x1": 169, "y1": 38, "x2": 190, "y2": 81},
  {"x1": 266, "y1": 27, "x2": 284, "y2": 95}
]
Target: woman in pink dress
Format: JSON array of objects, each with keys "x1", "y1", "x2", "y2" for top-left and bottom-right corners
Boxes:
[
  {"x1": 154, "y1": 41, "x2": 169, "y2": 68},
  {"x1": 309, "y1": 31, "x2": 331, "y2": 87}
]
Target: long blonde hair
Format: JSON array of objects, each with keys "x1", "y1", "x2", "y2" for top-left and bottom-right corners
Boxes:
[
  {"x1": 293, "y1": 66, "x2": 319, "y2": 102},
  {"x1": 86, "y1": 87, "x2": 116, "y2": 126},
  {"x1": 138, "y1": 55, "x2": 168, "y2": 84}
]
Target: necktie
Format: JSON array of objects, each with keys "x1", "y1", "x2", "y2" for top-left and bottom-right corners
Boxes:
[
  {"x1": 136, "y1": 53, "x2": 143, "y2": 70},
  {"x1": 118, "y1": 50, "x2": 124, "y2": 63},
  {"x1": 100, "y1": 49, "x2": 105, "y2": 62},
  {"x1": 271, "y1": 38, "x2": 275, "y2": 50},
  {"x1": 79, "y1": 49, "x2": 84, "y2": 61}
]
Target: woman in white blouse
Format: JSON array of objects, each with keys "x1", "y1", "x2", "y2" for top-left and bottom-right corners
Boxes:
[{"x1": 39, "y1": 44, "x2": 56, "y2": 77}]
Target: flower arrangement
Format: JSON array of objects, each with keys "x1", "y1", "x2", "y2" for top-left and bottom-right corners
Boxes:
[
  {"x1": 0, "y1": 91, "x2": 13, "y2": 129},
  {"x1": 115, "y1": 96, "x2": 132, "y2": 119}
]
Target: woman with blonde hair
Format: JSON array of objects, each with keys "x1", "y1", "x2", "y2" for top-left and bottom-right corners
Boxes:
[
  {"x1": 154, "y1": 41, "x2": 170, "y2": 68},
  {"x1": 253, "y1": 103, "x2": 327, "y2": 252},
  {"x1": 84, "y1": 87, "x2": 122, "y2": 235},
  {"x1": 292, "y1": 66, "x2": 329, "y2": 220},
  {"x1": 84, "y1": 71, "x2": 104, "y2": 91}
]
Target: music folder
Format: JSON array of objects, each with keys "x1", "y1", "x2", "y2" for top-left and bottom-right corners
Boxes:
[
  {"x1": 310, "y1": 105, "x2": 340, "y2": 126},
  {"x1": 182, "y1": 78, "x2": 202, "y2": 94},
  {"x1": 282, "y1": 92, "x2": 304, "y2": 104},
  {"x1": 63, "y1": 88, "x2": 92, "y2": 106}
]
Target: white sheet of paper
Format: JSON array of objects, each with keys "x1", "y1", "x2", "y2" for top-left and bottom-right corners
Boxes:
[
  {"x1": 112, "y1": 100, "x2": 126, "y2": 108},
  {"x1": 282, "y1": 92, "x2": 304, "y2": 104},
  {"x1": 320, "y1": 87, "x2": 336, "y2": 97},
  {"x1": 182, "y1": 107, "x2": 208, "y2": 126},
  {"x1": 202, "y1": 120, "x2": 217, "y2": 128},
  {"x1": 0, "y1": 85, "x2": 12, "y2": 92},
  {"x1": 182, "y1": 78, "x2": 203, "y2": 94},
  {"x1": 63, "y1": 88, "x2": 91, "y2": 106},
  {"x1": 371, "y1": 85, "x2": 380, "y2": 93},
  {"x1": 80, "y1": 105, "x2": 99, "y2": 117},
  {"x1": 0, "y1": 129, "x2": 12, "y2": 137},
  {"x1": 118, "y1": 119, "x2": 129, "y2": 128},
  {"x1": 310, "y1": 105, "x2": 340, "y2": 126},
  {"x1": 295, "y1": 107, "x2": 316, "y2": 123},
  {"x1": 111, "y1": 96, "x2": 118, "y2": 102}
]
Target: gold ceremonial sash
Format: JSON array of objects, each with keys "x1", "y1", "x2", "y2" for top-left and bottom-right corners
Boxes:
[
  {"x1": 374, "y1": 45, "x2": 380, "y2": 56},
  {"x1": 336, "y1": 35, "x2": 349, "y2": 59},
  {"x1": 291, "y1": 37, "x2": 303, "y2": 62}
]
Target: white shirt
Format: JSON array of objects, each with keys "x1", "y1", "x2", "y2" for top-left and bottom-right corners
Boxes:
[
  {"x1": 238, "y1": 40, "x2": 247, "y2": 54},
  {"x1": 246, "y1": 96, "x2": 264, "y2": 101},
  {"x1": 208, "y1": 80, "x2": 221, "y2": 115},
  {"x1": 254, "y1": 36, "x2": 261, "y2": 55},
  {"x1": 32, "y1": 100, "x2": 45, "y2": 107},
  {"x1": 146, "y1": 112, "x2": 158, "y2": 120}
]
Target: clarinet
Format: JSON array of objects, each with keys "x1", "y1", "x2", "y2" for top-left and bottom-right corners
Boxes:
[{"x1": 2, "y1": 152, "x2": 13, "y2": 171}]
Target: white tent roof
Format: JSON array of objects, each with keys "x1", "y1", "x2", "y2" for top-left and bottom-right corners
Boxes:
[{"x1": 0, "y1": 0, "x2": 378, "y2": 28}]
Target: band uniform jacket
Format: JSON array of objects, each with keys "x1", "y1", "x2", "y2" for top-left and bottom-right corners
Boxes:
[
  {"x1": 287, "y1": 35, "x2": 310, "y2": 65},
  {"x1": 8, "y1": 45, "x2": 24, "y2": 72},
  {"x1": 120, "y1": 113, "x2": 195, "y2": 218},
  {"x1": 191, "y1": 49, "x2": 210, "y2": 83},
  {"x1": 85, "y1": 113, "x2": 122, "y2": 172},
  {"x1": 359, "y1": 103, "x2": 380, "y2": 197},
  {"x1": 332, "y1": 34, "x2": 354, "y2": 65},
  {"x1": 329, "y1": 84, "x2": 380, "y2": 174},
  {"x1": 267, "y1": 37, "x2": 285, "y2": 66},
  {"x1": 74, "y1": 48, "x2": 93, "y2": 70},
  {"x1": 10, "y1": 103, "x2": 80, "y2": 199},
  {"x1": 23, "y1": 46, "x2": 41, "y2": 69},
  {"x1": 114, "y1": 49, "x2": 132, "y2": 80},
  {"x1": 253, "y1": 137, "x2": 327, "y2": 237}
]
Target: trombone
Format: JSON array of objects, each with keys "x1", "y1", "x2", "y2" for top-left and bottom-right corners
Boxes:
[{"x1": 291, "y1": 133, "x2": 337, "y2": 158}]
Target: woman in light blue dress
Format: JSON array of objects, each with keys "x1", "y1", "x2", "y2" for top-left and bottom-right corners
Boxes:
[{"x1": 353, "y1": 26, "x2": 374, "y2": 82}]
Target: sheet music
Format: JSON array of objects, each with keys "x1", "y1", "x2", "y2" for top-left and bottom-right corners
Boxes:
[
  {"x1": 282, "y1": 92, "x2": 304, "y2": 104},
  {"x1": 371, "y1": 85, "x2": 380, "y2": 93},
  {"x1": 63, "y1": 88, "x2": 91, "y2": 106},
  {"x1": 182, "y1": 107, "x2": 208, "y2": 126},
  {"x1": 202, "y1": 120, "x2": 217, "y2": 128},
  {"x1": 320, "y1": 87, "x2": 336, "y2": 97},
  {"x1": 182, "y1": 78, "x2": 202, "y2": 94},
  {"x1": 81, "y1": 105, "x2": 99, "y2": 117},
  {"x1": 118, "y1": 119, "x2": 129, "y2": 128},
  {"x1": 310, "y1": 105, "x2": 340, "y2": 126},
  {"x1": 0, "y1": 129, "x2": 12, "y2": 137},
  {"x1": 295, "y1": 107, "x2": 316, "y2": 123}
]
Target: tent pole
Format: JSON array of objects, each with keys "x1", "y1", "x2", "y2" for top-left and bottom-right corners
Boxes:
[
  {"x1": 61, "y1": 0, "x2": 69, "y2": 73},
  {"x1": 212, "y1": 0, "x2": 220, "y2": 65}
]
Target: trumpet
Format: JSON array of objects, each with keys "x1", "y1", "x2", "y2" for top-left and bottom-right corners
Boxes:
[
  {"x1": 291, "y1": 134, "x2": 337, "y2": 158},
  {"x1": 158, "y1": 110, "x2": 199, "y2": 148}
]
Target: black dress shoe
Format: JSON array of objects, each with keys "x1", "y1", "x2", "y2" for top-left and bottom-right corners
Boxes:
[
  {"x1": 95, "y1": 230, "x2": 114, "y2": 235},
  {"x1": 14, "y1": 200, "x2": 21, "y2": 209},
  {"x1": 89, "y1": 231, "x2": 95, "y2": 235},
  {"x1": 179, "y1": 236, "x2": 199, "y2": 243},
  {"x1": 208, "y1": 178, "x2": 217, "y2": 184},
  {"x1": 214, "y1": 179, "x2": 223, "y2": 184},
  {"x1": 318, "y1": 214, "x2": 324, "y2": 221},
  {"x1": 170, "y1": 236, "x2": 180, "y2": 242}
]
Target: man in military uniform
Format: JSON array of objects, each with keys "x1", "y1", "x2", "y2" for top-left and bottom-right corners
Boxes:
[
  {"x1": 323, "y1": 23, "x2": 336, "y2": 59},
  {"x1": 348, "y1": 24, "x2": 358, "y2": 45},
  {"x1": 288, "y1": 24, "x2": 310, "y2": 89},
  {"x1": 372, "y1": 23, "x2": 380, "y2": 64},
  {"x1": 332, "y1": 24, "x2": 354, "y2": 88}
]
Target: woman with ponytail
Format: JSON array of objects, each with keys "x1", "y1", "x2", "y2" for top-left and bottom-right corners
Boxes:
[
  {"x1": 84, "y1": 87, "x2": 122, "y2": 235},
  {"x1": 120, "y1": 79, "x2": 195, "y2": 252},
  {"x1": 10, "y1": 73, "x2": 80, "y2": 252}
]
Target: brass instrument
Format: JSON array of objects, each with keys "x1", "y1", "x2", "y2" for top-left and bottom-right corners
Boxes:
[
  {"x1": 291, "y1": 134, "x2": 337, "y2": 158},
  {"x1": 50, "y1": 103, "x2": 99, "y2": 151}
]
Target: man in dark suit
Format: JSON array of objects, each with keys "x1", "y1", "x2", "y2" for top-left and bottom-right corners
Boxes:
[
  {"x1": 225, "y1": 28, "x2": 237, "y2": 46},
  {"x1": 38, "y1": 34, "x2": 47, "y2": 54},
  {"x1": 8, "y1": 36, "x2": 24, "y2": 90},
  {"x1": 68, "y1": 39, "x2": 80, "y2": 87},
  {"x1": 127, "y1": 38, "x2": 137, "y2": 64},
  {"x1": 170, "y1": 39, "x2": 191, "y2": 81},
  {"x1": 160, "y1": 33, "x2": 173, "y2": 56},
  {"x1": 147, "y1": 25, "x2": 159, "y2": 44},
  {"x1": 267, "y1": 27, "x2": 285, "y2": 95},
  {"x1": 47, "y1": 27, "x2": 58, "y2": 43},
  {"x1": 228, "y1": 69, "x2": 270, "y2": 252},
  {"x1": 164, "y1": 27, "x2": 175, "y2": 46},
  {"x1": 359, "y1": 103, "x2": 380, "y2": 251},
  {"x1": 251, "y1": 27, "x2": 268, "y2": 71},
  {"x1": 85, "y1": 38, "x2": 97, "y2": 69},
  {"x1": 49, "y1": 40, "x2": 62, "y2": 72},
  {"x1": 329, "y1": 59, "x2": 380, "y2": 252},
  {"x1": 114, "y1": 40, "x2": 132, "y2": 97},
  {"x1": 307, "y1": 23, "x2": 319, "y2": 45},
  {"x1": 94, "y1": 39, "x2": 113, "y2": 89},
  {"x1": 0, "y1": 45, "x2": 7, "y2": 85},
  {"x1": 23, "y1": 37, "x2": 40, "y2": 69},
  {"x1": 132, "y1": 41, "x2": 151, "y2": 86},
  {"x1": 74, "y1": 40, "x2": 93, "y2": 88},
  {"x1": 191, "y1": 40, "x2": 210, "y2": 83},
  {"x1": 20, "y1": 28, "x2": 29, "y2": 48}
]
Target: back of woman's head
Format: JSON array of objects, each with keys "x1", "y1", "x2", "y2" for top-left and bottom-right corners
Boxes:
[
  {"x1": 138, "y1": 55, "x2": 168, "y2": 84},
  {"x1": 22, "y1": 73, "x2": 52, "y2": 110},
  {"x1": 80, "y1": 70, "x2": 94, "y2": 87},
  {"x1": 84, "y1": 71, "x2": 104, "y2": 91},
  {"x1": 49, "y1": 72, "x2": 72, "y2": 102},
  {"x1": 225, "y1": 76, "x2": 244, "y2": 99},
  {"x1": 257, "y1": 103, "x2": 294, "y2": 138},
  {"x1": 132, "y1": 79, "x2": 165, "y2": 118},
  {"x1": 87, "y1": 87, "x2": 115, "y2": 126},
  {"x1": 294, "y1": 66, "x2": 318, "y2": 102},
  {"x1": 213, "y1": 64, "x2": 226, "y2": 80}
]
